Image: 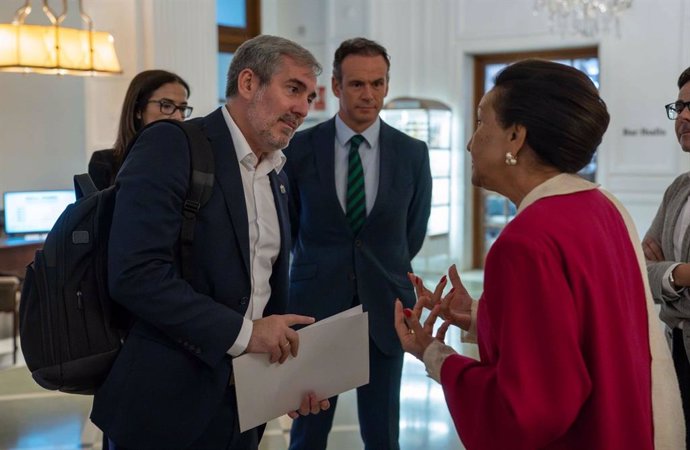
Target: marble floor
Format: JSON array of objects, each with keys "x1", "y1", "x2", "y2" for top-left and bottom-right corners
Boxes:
[{"x1": 0, "y1": 271, "x2": 482, "y2": 450}]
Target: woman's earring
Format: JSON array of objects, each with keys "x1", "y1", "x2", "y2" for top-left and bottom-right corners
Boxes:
[{"x1": 505, "y1": 152, "x2": 517, "y2": 166}]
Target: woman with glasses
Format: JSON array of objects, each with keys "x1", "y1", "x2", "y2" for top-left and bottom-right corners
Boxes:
[
  {"x1": 88, "y1": 70, "x2": 193, "y2": 190},
  {"x1": 395, "y1": 59, "x2": 683, "y2": 449},
  {"x1": 644, "y1": 65, "x2": 690, "y2": 449}
]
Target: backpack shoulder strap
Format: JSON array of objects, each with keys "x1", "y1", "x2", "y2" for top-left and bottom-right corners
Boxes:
[
  {"x1": 170, "y1": 119, "x2": 215, "y2": 281},
  {"x1": 73, "y1": 173, "x2": 98, "y2": 199},
  {"x1": 119, "y1": 118, "x2": 215, "y2": 281}
]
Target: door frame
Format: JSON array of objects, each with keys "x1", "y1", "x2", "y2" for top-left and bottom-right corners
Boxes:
[{"x1": 471, "y1": 47, "x2": 598, "y2": 268}]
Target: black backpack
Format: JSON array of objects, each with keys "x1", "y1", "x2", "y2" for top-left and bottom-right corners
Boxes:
[{"x1": 18, "y1": 119, "x2": 214, "y2": 394}]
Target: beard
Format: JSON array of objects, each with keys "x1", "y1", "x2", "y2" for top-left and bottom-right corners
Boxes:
[{"x1": 247, "y1": 88, "x2": 300, "y2": 152}]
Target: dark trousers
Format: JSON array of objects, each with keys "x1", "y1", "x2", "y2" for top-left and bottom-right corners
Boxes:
[
  {"x1": 288, "y1": 337, "x2": 404, "y2": 450},
  {"x1": 673, "y1": 328, "x2": 690, "y2": 450},
  {"x1": 107, "y1": 386, "x2": 262, "y2": 450}
]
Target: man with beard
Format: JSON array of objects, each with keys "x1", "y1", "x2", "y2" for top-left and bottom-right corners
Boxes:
[
  {"x1": 644, "y1": 65, "x2": 690, "y2": 449},
  {"x1": 284, "y1": 37, "x2": 432, "y2": 450},
  {"x1": 91, "y1": 35, "x2": 329, "y2": 450}
]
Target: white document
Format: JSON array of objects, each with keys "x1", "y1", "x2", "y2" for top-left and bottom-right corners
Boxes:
[{"x1": 233, "y1": 305, "x2": 369, "y2": 432}]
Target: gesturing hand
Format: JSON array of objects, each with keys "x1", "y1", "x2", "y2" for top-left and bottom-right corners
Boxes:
[
  {"x1": 408, "y1": 271, "x2": 447, "y2": 310},
  {"x1": 394, "y1": 299, "x2": 448, "y2": 360},
  {"x1": 438, "y1": 264, "x2": 473, "y2": 331},
  {"x1": 410, "y1": 265, "x2": 474, "y2": 331},
  {"x1": 247, "y1": 314, "x2": 315, "y2": 363}
]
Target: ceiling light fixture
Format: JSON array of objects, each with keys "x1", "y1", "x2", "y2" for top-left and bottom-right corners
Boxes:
[
  {"x1": 533, "y1": 0, "x2": 633, "y2": 37},
  {"x1": 0, "y1": 0, "x2": 121, "y2": 76}
]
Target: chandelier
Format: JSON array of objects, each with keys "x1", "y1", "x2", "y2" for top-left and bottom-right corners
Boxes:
[
  {"x1": 0, "y1": 0, "x2": 121, "y2": 76},
  {"x1": 533, "y1": 0, "x2": 633, "y2": 37}
]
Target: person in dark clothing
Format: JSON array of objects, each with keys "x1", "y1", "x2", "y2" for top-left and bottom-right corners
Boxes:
[
  {"x1": 88, "y1": 69, "x2": 192, "y2": 189},
  {"x1": 91, "y1": 36, "x2": 329, "y2": 450}
]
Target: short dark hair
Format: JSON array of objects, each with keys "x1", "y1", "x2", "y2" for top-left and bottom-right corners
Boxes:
[
  {"x1": 114, "y1": 69, "x2": 190, "y2": 162},
  {"x1": 492, "y1": 59, "x2": 609, "y2": 173},
  {"x1": 225, "y1": 35, "x2": 322, "y2": 98},
  {"x1": 332, "y1": 37, "x2": 390, "y2": 83},
  {"x1": 678, "y1": 66, "x2": 690, "y2": 89}
]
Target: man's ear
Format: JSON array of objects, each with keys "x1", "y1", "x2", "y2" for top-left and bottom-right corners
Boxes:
[
  {"x1": 331, "y1": 76, "x2": 341, "y2": 99},
  {"x1": 237, "y1": 68, "x2": 256, "y2": 99}
]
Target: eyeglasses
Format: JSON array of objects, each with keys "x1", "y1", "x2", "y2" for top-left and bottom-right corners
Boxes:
[
  {"x1": 146, "y1": 99, "x2": 193, "y2": 118},
  {"x1": 665, "y1": 100, "x2": 690, "y2": 120}
]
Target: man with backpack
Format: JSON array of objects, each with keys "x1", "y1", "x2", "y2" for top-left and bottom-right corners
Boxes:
[{"x1": 90, "y1": 35, "x2": 328, "y2": 450}]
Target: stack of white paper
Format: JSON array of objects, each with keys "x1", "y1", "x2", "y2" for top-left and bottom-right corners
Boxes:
[{"x1": 233, "y1": 305, "x2": 370, "y2": 432}]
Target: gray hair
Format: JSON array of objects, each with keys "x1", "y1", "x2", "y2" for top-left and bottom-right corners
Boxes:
[{"x1": 225, "y1": 35, "x2": 322, "y2": 98}]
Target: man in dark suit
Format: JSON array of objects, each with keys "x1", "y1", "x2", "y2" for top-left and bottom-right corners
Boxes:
[
  {"x1": 285, "y1": 37, "x2": 432, "y2": 450},
  {"x1": 91, "y1": 35, "x2": 329, "y2": 450}
]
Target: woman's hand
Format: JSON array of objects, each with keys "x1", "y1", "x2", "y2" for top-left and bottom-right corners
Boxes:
[
  {"x1": 409, "y1": 265, "x2": 474, "y2": 331},
  {"x1": 394, "y1": 299, "x2": 448, "y2": 360},
  {"x1": 408, "y1": 271, "x2": 447, "y2": 310},
  {"x1": 439, "y1": 265, "x2": 474, "y2": 331}
]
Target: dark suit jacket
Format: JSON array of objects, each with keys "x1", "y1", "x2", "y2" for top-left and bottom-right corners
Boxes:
[
  {"x1": 284, "y1": 117, "x2": 432, "y2": 356},
  {"x1": 91, "y1": 108, "x2": 290, "y2": 448}
]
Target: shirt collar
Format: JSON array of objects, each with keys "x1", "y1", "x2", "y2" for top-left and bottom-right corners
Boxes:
[
  {"x1": 221, "y1": 105, "x2": 286, "y2": 173},
  {"x1": 335, "y1": 114, "x2": 380, "y2": 149}
]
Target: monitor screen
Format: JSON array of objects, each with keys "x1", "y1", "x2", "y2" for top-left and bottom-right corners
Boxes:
[{"x1": 3, "y1": 190, "x2": 75, "y2": 235}]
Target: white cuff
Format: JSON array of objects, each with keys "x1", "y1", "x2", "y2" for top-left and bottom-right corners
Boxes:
[
  {"x1": 662, "y1": 264, "x2": 684, "y2": 297},
  {"x1": 422, "y1": 339, "x2": 457, "y2": 383}
]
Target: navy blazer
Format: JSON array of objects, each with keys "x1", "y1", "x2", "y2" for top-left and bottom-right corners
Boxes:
[
  {"x1": 91, "y1": 108, "x2": 290, "y2": 448},
  {"x1": 284, "y1": 117, "x2": 432, "y2": 356}
]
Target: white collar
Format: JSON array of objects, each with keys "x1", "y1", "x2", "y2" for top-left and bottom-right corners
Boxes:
[
  {"x1": 518, "y1": 173, "x2": 599, "y2": 215},
  {"x1": 334, "y1": 114, "x2": 380, "y2": 149},
  {"x1": 221, "y1": 105, "x2": 286, "y2": 173}
]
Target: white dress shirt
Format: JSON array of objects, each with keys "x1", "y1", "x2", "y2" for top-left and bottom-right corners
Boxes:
[
  {"x1": 334, "y1": 115, "x2": 381, "y2": 215},
  {"x1": 221, "y1": 106, "x2": 285, "y2": 356}
]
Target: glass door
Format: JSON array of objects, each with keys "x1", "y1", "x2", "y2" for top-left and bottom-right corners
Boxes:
[{"x1": 381, "y1": 98, "x2": 452, "y2": 273}]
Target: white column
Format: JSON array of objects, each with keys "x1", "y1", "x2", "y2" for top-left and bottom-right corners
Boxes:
[
  {"x1": 140, "y1": 0, "x2": 218, "y2": 115},
  {"x1": 84, "y1": 0, "x2": 218, "y2": 158}
]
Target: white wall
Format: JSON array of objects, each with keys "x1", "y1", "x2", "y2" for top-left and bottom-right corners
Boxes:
[
  {"x1": 0, "y1": 0, "x2": 86, "y2": 197},
  {"x1": 0, "y1": 0, "x2": 218, "y2": 208},
  {"x1": 262, "y1": 0, "x2": 461, "y2": 271},
  {"x1": 451, "y1": 0, "x2": 689, "y2": 241},
  {"x1": 83, "y1": 0, "x2": 218, "y2": 153},
  {"x1": 264, "y1": 0, "x2": 690, "y2": 269},
  {"x1": 2, "y1": 0, "x2": 687, "y2": 270}
]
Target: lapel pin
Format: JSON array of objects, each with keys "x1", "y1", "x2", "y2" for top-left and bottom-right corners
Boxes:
[{"x1": 280, "y1": 184, "x2": 286, "y2": 194}]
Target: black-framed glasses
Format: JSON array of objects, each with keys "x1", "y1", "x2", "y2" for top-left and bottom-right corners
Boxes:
[
  {"x1": 147, "y1": 99, "x2": 193, "y2": 118},
  {"x1": 665, "y1": 100, "x2": 690, "y2": 120}
]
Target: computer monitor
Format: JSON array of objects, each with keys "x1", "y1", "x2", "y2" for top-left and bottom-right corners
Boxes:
[{"x1": 3, "y1": 190, "x2": 75, "y2": 237}]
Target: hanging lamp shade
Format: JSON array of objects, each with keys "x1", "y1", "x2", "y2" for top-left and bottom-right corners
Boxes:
[{"x1": 0, "y1": 0, "x2": 121, "y2": 76}]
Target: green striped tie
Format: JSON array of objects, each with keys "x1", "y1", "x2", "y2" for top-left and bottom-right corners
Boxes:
[{"x1": 346, "y1": 134, "x2": 366, "y2": 234}]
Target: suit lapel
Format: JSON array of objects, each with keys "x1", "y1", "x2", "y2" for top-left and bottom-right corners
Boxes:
[
  {"x1": 203, "y1": 108, "x2": 251, "y2": 276},
  {"x1": 368, "y1": 121, "x2": 395, "y2": 222},
  {"x1": 269, "y1": 171, "x2": 290, "y2": 256},
  {"x1": 314, "y1": 119, "x2": 349, "y2": 223},
  {"x1": 673, "y1": 182, "x2": 690, "y2": 261}
]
